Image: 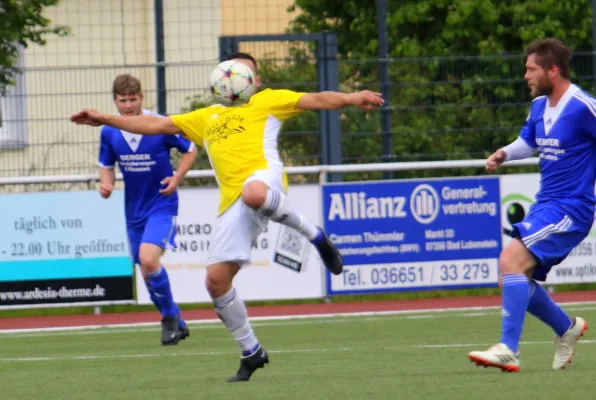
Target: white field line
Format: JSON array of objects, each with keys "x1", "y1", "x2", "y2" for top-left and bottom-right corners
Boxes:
[
  {"x1": 2, "y1": 340, "x2": 595, "y2": 363},
  {"x1": 0, "y1": 304, "x2": 594, "y2": 341},
  {"x1": 0, "y1": 347, "x2": 353, "y2": 362}
]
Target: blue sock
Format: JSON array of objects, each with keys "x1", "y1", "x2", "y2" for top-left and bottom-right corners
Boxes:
[
  {"x1": 500, "y1": 274, "x2": 530, "y2": 353},
  {"x1": 213, "y1": 287, "x2": 260, "y2": 356},
  {"x1": 148, "y1": 266, "x2": 181, "y2": 319},
  {"x1": 146, "y1": 276, "x2": 185, "y2": 328},
  {"x1": 145, "y1": 281, "x2": 165, "y2": 314},
  {"x1": 527, "y1": 280, "x2": 571, "y2": 337}
]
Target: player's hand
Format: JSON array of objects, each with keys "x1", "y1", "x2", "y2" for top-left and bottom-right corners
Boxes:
[
  {"x1": 70, "y1": 109, "x2": 105, "y2": 127},
  {"x1": 486, "y1": 149, "x2": 507, "y2": 173},
  {"x1": 159, "y1": 176, "x2": 180, "y2": 196},
  {"x1": 347, "y1": 90, "x2": 385, "y2": 111},
  {"x1": 99, "y1": 182, "x2": 113, "y2": 199}
]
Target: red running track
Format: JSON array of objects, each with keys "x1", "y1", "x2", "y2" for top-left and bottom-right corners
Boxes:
[{"x1": 0, "y1": 291, "x2": 594, "y2": 331}]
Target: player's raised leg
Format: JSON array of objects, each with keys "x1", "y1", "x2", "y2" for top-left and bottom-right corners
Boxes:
[
  {"x1": 527, "y1": 280, "x2": 588, "y2": 369},
  {"x1": 242, "y1": 177, "x2": 343, "y2": 275},
  {"x1": 468, "y1": 239, "x2": 533, "y2": 372},
  {"x1": 139, "y1": 215, "x2": 188, "y2": 345},
  {"x1": 527, "y1": 280, "x2": 572, "y2": 338}
]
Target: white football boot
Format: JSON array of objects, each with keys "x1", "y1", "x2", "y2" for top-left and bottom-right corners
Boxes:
[
  {"x1": 468, "y1": 343, "x2": 520, "y2": 372},
  {"x1": 552, "y1": 316, "x2": 588, "y2": 370}
]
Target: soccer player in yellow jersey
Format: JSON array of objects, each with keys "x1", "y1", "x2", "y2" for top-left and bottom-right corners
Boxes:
[{"x1": 71, "y1": 52, "x2": 384, "y2": 382}]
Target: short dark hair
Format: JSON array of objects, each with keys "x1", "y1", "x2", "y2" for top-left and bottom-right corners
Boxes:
[
  {"x1": 524, "y1": 38, "x2": 572, "y2": 79},
  {"x1": 112, "y1": 74, "x2": 142, "y2": 98},
  {"x1": 226, "y1": 52, "x2": 258, "y2": 72}
]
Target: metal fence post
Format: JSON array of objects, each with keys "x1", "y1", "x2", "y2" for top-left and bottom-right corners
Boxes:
[
  {"x1": 154, "y1": 0, "x2": 166, "y2": 115},
  {"x1": 377, "y1": 0, "x2": 392, "y2": 179},
  {"x1": 323, "y1": 32, "x2": 342, "y2": 182},
  {"x1": 316, "y1": 39, "x2": 329, "y2": 166},
  {"x1": 218, "y1": 37, "x2": 239, "y2": 61}
]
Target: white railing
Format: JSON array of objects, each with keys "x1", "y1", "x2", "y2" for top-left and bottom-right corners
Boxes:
[{"x1": 0, "y1": 158, "x2": 540, "y2": 186}]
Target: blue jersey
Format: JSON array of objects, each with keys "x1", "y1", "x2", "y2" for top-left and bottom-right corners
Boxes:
[
  {"x1": 98, "y1": 110, "x2": 195, "y2": 227},
  {"x1": 520, "y1": 84, "x2": 596, "y2": 226}
]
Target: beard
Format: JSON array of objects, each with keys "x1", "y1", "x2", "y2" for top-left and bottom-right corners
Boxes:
[{"x1": 531, "y1": 76, "x2": 554, "y2": 97}]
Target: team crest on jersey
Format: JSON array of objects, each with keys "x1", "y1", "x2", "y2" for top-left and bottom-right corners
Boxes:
[{"x1": 207, "y1": 114, "x2": 246, "y2": 144}]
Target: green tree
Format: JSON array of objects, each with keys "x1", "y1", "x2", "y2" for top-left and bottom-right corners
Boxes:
[
  {"x1": 281, "y1": 0, "x2": 594, "y2": 179},
  {"x1": 183, "y1": 0, "x2": 594, "y2": 181},
  {"x1": 288, "y1": 0, "x2": 593, "y2": 57},
  {"x1": 0, "y1": 0, "x2": 69, "y2": 94}
]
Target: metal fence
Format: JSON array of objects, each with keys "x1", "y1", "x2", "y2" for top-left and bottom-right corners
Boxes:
[{"x1": 0, "y1": 0, "x2": 594, "y2": 183}]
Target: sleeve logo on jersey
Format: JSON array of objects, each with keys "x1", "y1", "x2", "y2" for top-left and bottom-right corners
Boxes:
[{"x1": 206, "y1": 114, "x2": 246, "y2": 145}]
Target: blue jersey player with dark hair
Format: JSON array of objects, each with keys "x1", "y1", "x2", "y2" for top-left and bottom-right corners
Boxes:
[
  {"x1": 468, "y1": 38, "x2": 589, "y2": 372},
  {"x1": 99, "y1": 74, "x2": 198, "y2": 345}
]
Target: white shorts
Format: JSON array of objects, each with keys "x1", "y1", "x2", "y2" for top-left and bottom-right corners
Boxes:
[{"x1": 206, "y1": 169, "x2": 286, "y2": 268}]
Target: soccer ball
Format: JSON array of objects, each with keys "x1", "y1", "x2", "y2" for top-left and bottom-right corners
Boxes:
[{"x1": 209, "y1": 60, "x2": 256, "y2": 106}]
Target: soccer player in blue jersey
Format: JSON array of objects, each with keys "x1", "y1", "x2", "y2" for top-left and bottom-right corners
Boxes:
[
  {"x1": 99, "y1": 74, "x2": 198, "y2": 345},
  {"x1": 468, "y1": 39, "x2": 589, "y2": 372}
]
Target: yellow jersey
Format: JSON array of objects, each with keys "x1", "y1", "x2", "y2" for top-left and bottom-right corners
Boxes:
[{"x1": 170, "y1": 88, "x2": 306, "y2": 215}]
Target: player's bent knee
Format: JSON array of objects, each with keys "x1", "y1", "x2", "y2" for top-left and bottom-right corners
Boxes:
[
  {"x1": 139, "y1": 243, "x2": 163, "y2": 274},
  {"x1": 139, "y1": 257, "x2": 160, "y2": 275},
  {"x1": 499, "y1": 239, "x2": 534, "y2": 275},
  {"x1": 241, "y1": 181, "x2": 268, "y2": 209},
  {"x1": 499, "y1": 251, "x2": 524, "y2": 275},
  {"x1": 205, "y1": 273, "x2": 231, "y2": 298},
  {"x1": 138, "y1": 245, "x2": 162, "y2": 274},
  {"x1": 205, "y1": 262, "x2": 239, "y2": 298}
]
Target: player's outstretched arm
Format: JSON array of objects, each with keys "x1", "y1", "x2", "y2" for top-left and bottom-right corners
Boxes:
[
  {"x1": 70, "y1": 109, "x2": 182, "y2": 135},
  {"x1": 485, "y1": 137, "x2": 537, "y2": 173},
  {"x1": 296, "y1": 90, "x2": 384, "y2": 111}
]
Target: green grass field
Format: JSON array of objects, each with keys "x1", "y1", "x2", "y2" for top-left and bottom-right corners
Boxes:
[{"x1": 1, "y1": 304, "x2": 595, "y2": 399}]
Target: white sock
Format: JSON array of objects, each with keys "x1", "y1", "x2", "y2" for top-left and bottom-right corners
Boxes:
[
  {"x1": 259, "y1": 189, "x2": 319, "y2": 241},
  {"x1": 213, "y1": 288, "x2": 259, "y2": 356}
]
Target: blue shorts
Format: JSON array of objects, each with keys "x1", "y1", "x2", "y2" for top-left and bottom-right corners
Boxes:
[
  {"x1": 127, "y1": 214, "x2": 177, "y2": 265},
  {"x1": 511, "y1": 203, "x2": 590, "y2": 281}
]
